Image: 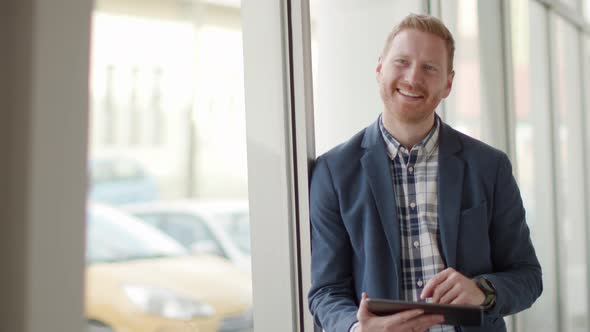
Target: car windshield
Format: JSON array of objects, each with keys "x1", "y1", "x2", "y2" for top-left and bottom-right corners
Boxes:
[
  {"x1": 87, "y1": 205, "x2": 188, "y2": 263},
  {"x1": 215, "y1": 211, "x2": 251, "y2": 255}
]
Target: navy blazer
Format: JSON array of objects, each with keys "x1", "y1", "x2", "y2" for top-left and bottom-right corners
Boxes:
[{"x1": 308, "y1": 118, "x2": 542, "y2": 332}]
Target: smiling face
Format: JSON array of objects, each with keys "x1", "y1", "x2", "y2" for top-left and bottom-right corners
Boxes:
[{"x1": 377, "y1": 28, "x2": 454, "y2": 125}]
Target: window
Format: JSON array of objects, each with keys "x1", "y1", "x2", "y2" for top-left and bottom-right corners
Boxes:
[
  {"x1": 511, "y1": 1, "x2": 559, "y2": 331},
  {"x1": 87, "y1": 205, "x2": 187, "y2": 264},
  {"x1": 440, "y1": 0, "x2": 482, "y2": 139},
  {"x1": 133, "y1": 213, "x2": 163, "y2": 227},
  {"x1": 212, "y1": 210, "x2": 251, "y2": 255},
  {"x1": 161, "y1": 214, "x2": 224, "y2": 257},
  {"x1": 86, "y1": 3, "x2": 253, "y2": 332}
]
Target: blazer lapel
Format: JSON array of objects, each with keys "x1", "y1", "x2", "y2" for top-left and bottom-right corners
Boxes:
[
  {"x1": 360, "y1": 120, "x2": 402, "y2": 292},
  {"x1": 437, "y1": 122, "x2": 464, "y2": 269}
]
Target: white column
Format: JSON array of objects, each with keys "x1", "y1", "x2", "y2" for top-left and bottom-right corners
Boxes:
[
  {"x1": 0, "y1": 1, "x2": 91, "y2": 332},
  {"x1": 242, "y1": 0, "x2": 300, "y2": 331}
]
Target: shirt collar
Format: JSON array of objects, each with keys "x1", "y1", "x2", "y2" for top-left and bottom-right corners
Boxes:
[{"x1": 378, "y1": 113, "x2": 440, "y2": 160}]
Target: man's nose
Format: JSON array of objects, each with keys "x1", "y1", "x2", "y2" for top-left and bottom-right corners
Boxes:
[{"x1": 404, "y1": 64, "x2": 422, "y2": 86}]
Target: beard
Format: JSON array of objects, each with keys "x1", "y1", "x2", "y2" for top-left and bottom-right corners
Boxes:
[{"x1": 379, "y1": 85, "x2": 435, "y2": 125}]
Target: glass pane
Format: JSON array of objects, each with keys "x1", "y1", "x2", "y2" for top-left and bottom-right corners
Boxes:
[
  {"x1": 440, "y1": 0, "x2": 482, "y2": 139},
  {"x1": 86, "y1": 2, "x2": 253, "y2": 332},
  {"x1": 511, "y1": 1, "x2": 559, "y2": 331},
  {"x1": 552, "y1": 14, "x2": 588, "y2": 332}
]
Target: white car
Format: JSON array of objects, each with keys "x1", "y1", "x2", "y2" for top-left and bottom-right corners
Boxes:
[{"x1": 124, "y1": 200, "x2": 252, "y2": 274}]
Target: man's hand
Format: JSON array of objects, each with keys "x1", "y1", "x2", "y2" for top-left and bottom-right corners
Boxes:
[
  {"x1": 355, "y1": 293, "x2": 444, "y2": 332},
  {"x1": 420, "y1": 268, "x2": 485, "y2": 305}
]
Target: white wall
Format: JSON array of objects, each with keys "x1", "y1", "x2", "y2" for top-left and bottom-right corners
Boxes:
[{"x1": 312, "y1": 0, "x2": 426, "y2": 154}]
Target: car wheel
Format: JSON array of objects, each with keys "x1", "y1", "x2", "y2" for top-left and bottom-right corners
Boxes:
[{"x1": 86, "y1": 320, "x2": 115, "y2": 332}]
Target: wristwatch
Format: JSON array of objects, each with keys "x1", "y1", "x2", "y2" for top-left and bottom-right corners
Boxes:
[{"x1": 475, "y1": 277, "x2": 496, "y2": 310}]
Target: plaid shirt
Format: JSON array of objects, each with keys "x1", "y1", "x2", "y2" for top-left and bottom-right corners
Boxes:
[{"x1": 379, "y1": 115, "x2": 456, "y2": 332}]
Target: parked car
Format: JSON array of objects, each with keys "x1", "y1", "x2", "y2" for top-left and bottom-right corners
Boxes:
[
  {"x1": 85, "y1": 203, "x2": 253, "y2": 332},
  {"x1": 123, "y1": 200, "x2": 251, "y2": 273},
  {"x1": 88, "y1": 157, "x2": 159, "y2": 205}
]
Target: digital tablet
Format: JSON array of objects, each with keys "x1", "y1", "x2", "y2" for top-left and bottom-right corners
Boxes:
[{"x1": 366, "y1": 298, "x2": 483, "y2": 326}]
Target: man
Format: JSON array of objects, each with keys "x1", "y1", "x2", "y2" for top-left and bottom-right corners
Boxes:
[{"x1": 308, "y1": 14, "x2": 542, "y2": 332}]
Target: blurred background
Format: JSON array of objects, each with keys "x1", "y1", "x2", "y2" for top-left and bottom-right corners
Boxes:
[{"x1": 86, "y1": 0, "x2": 590, "y2": 331}]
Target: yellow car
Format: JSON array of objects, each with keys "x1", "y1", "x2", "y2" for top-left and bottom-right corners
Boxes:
[{"x1": 85, "y1": 203, "x2": 253, "y2": 332}]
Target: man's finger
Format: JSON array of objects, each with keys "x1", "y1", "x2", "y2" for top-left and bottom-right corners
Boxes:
[
  {"x1": 421, "y1": 268, "x2": 453, "y2": 299},
  {"x1": 357, "y1": 292, "x2": 371, "y2": 321},
  {"x1": 431, "y1": 278, "x2": 455, "y2": 303},
  {"x1": 388, "y1": 308, "x2": 424, "y2": 324},
  {"x1": 451, "y1": 294, "x2": 469, "y2": 305},
  {"x1": 438, "y1": 283, "x2": 461, "y2": 304}
]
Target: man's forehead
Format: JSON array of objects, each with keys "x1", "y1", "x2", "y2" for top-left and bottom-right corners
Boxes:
[
  {"x1": 391, "y1": 29, "x2": 447, "y2": 48},
  {"x1": 387, "y1": 29, "x2": 448, "y2": 61}
]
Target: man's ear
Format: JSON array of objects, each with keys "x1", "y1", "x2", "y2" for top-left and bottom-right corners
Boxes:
[
  {"x1": 443, "y1": 70, "x2": 455, "y2": 98},
  {"x1": 376, "y1": 56, "x2": 383, "y2": 81}
]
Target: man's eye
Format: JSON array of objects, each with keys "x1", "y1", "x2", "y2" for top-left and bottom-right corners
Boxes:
[
  {"x1": 424, "y1": 65, "x2": 437, "y2": 71},
  {"x1": 395, "y1": 59, "x2": 407, "y2": 65}
]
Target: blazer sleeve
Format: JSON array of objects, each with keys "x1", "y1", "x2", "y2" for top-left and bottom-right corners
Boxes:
[
  {"x1": 479, "y1": 153, "x2": 543, "y2": 317},
  {"x1": 307, "y1": 156, "x2": 359, "y2": 332}
]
